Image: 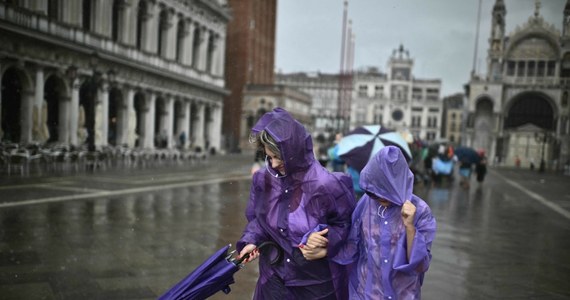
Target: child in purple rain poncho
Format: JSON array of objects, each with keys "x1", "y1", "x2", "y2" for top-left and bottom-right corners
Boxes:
[
  {"x1": 306, "y1": 145, "x2": 436, "y2": 299},
  {"x1": 237, "y1": 108, "x2": 356, "y2": 300}
]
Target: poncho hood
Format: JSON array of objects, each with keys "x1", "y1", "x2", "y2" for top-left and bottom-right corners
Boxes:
[
  {"x1": 252, "y1": 107, "x2": 314, "y2": 175},
  {"x1": 359, "y1": 146, "x2": 413, "y2": 206}
]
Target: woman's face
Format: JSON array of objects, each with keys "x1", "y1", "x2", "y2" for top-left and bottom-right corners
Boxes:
[{"x1": 265, "y1": 146, "x2": 286, "y2": 175}]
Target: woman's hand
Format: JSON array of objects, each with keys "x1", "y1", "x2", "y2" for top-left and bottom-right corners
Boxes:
[
  {"x1": 300, "y1": 245, "x2": 328, "y2": 261},
  {"x1": 238, "y1": 244, "x2": 259, "y2": 263}
]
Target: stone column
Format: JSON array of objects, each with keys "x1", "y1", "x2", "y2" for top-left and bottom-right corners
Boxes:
[
  {"x1": 117, "y1": 87, "x2": 133, "y2": 146},
  {"x1": 145, "y1": 2, "x2": 159, "y2": 53},
  {"x1": 198, "y1": 28, "x2": 210, "y2": 71},
  {"x1": 209, "y1": 33, "x2": 219, "y2": 75},
  {"x1": 215, "y1": 33, "x2": 226, "y2": 77},
  {"x1": 165, "y1": 11, "x2": 177, "y2": 60},
  {"x1": 33, "y1": 67, "x2": 44, "y2": 142},
  {"x1": 184, "y1": 20, "x2": 196, "y2": 66},
  {"x1": 97, "y1": 83, "x2": 109, "y2": 148},
  {"x1": 210, "y1": 105, "x2": 222, "y2": 152},
  {"x1": 194, "y1": 102, "x2": 205, "y2": 150},
  {"x1": 69, "y1": 79, "x2": 80, "y2": 145},
  {"x1": 144, "y1": 94, "x2": 156, "y2": 149}
]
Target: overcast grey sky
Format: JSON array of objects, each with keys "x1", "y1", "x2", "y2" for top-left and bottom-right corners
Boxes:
[{"x1": 275, "y1": 0, "x2": 565, "y2": 97}]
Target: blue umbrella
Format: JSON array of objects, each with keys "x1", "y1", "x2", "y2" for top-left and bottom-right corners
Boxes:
[
  {"x1": 336, "y1": 125, "x2": 412, "y2": 172},
  {"x1": 454, "y1": 146, "x2": 481, "y2": 165},
  {"x1": 159, "y1": 242, "x2": 282, "y2": 300}
]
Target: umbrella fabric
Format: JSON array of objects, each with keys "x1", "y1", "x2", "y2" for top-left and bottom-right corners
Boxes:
[
  {"x1": 159, "y1": 242, "x2": 283, "y2": 300},
  {"x1": 158, "y1": 244, "x2": 239, "y2": 300},
  {"x1": 336, "y1": 125, "x2": 412, "y2": 172},
  {"x1": 454, "y1": 146, "x2": 481, "y2": 165}
]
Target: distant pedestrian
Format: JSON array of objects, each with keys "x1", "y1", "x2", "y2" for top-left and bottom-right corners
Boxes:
[
  {"x1": 476, "y1": 154, "x2": 487, "y2": 183},
  {"x1": 178, "y1": 131, "x2": 187, "y2": 149},
  {"x1": 458, "y1": 159, "x2": 472, "y2": 189}
]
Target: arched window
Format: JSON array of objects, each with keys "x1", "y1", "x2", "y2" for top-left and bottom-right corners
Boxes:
[
  {"x1": 111, "y1": 0, "x2": 121, "y2": 41},
  {"x1": 82, "y1": 0, "x2": 92, "y2": 30},
  {"x1": 206, "y1": 34, "x2": 215, "y2": 73},
  {"x1": 136, "y1": 0, "x2": 147, "y2": 50},
  {"x1": 48, "y1": 0, "x2": 59, "y2": 21},
  {"x1": 192, "y1": 27, "x2": 201, "y2": 68},
  {"x1": 176, "y1": 19, "x2": 185, "y2": 62},
  {"x1": 157, "y1": 9, "x2": 168, "y2": 56}
]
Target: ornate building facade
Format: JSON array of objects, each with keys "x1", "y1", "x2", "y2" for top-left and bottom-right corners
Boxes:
[
  {"x1": 465, "y1": 0, "x2": 570, "y2": 168},
  {"x1": 0, "y1": 0, "x2": 229, "y2": 152},
  {"x1": 351, "y1": 45, "x2": 442, "y2": 142},
  {"x1": 275, "y1": 72, "x2": 341, "y2": 140},
  {"x1": 241, "y1": 84, "x2": 311, "y2": 149},
  {"x1": 276, "y1": 45, "x2": 443, "y2": 143}
]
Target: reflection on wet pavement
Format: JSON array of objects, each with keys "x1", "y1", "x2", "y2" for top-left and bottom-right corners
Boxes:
[{"x1": 0, "y1": 159, "x2": 569, "y2": 299}]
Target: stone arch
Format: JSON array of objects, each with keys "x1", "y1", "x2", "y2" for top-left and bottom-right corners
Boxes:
[
  {"x1": 44, "y1": 73, "x2": 68, "y2": 144},
  {"x1": 1, "y1": 66, "x2": 32, "y2": 143},
  {"x1": 505, "y1": 33, "x2": 560, "y2": 60},
  {"x1": 504, "y1": 91, "x2": 556, "y2": 131}
]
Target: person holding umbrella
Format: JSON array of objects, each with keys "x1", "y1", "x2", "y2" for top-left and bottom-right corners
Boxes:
[
  {"x1": 237, "y1": 107, "x2": 356, "y2": 300},
  {"x1": 303, "y1": 146, "x2": 437, "y2": 299}
]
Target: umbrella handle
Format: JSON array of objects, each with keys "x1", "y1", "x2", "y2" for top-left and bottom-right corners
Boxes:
[{"x1": 234, "y1": 241, "x2": 283, "y2": 266}]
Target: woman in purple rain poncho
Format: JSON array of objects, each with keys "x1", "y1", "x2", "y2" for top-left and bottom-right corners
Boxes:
[
  {"x1": 237, "y1": 107, "x2": 356, "y2": 300},
  {"x1": 309, "y1": 146, "x2": 436, "y2": 299}
]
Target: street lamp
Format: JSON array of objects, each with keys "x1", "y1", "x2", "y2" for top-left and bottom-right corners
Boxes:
[{"x1": 534, "y1": 130, "x2": 553, "y2": 173}]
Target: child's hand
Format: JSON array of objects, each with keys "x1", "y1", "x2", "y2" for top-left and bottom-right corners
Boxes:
[
  {"x1": 305, "y1": 228, "x2": 329, "y2": 248},
  {"x1": 401, "y1": 200, "x2": 416, "y2": 228}
]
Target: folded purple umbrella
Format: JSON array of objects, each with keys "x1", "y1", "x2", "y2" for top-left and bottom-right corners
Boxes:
[{"x1": 159, "y1": 242, "x2": 282, "y2": 300}]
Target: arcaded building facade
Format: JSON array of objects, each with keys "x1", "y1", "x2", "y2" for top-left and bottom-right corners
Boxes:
[
  {"x1": 465, "y1": 0, "x2": 570, "y2": 168},
  {"x1": 0, "y1": 0, "x2": 229, "y2": 152}
]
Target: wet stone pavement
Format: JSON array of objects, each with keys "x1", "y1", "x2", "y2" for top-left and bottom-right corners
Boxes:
[{"x1": 0, "y1": 154, "x2": 569, "y2": 300}]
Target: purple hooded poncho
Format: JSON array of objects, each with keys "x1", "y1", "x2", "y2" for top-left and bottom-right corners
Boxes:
[
  {"x1": 332, "y1": 146, "x2": 437, "y2": 300},
  {"x1": 237, "y1": 108, "x2": 356, "y2": 300}
]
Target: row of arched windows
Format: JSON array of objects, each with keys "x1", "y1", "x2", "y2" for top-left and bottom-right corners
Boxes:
[{"x1": 8, "y1": 0, "x2": 220, "y2": 74}]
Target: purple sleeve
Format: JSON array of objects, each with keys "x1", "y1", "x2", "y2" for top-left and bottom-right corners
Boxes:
[
  {"x1": 331, "y1": 198, "x2": 365, "y2": 265},
  {"x1": 321, "y1": 176, "x2": 356, "y2": 258},
  {"x1": 393, "y1": 199, "x2": 436, "y2": 274}
]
